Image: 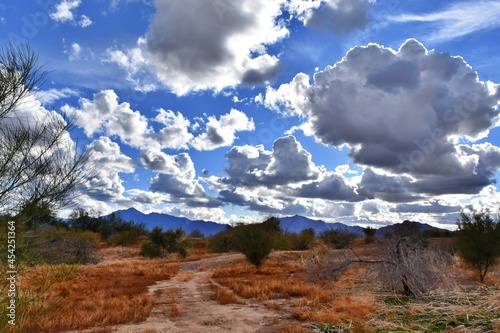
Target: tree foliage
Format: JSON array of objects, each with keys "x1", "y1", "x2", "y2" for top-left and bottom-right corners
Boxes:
[
  {"x1": 207, "y1": 217, "x2": 284, "y2": 267},
  {"x1": 319, "y1": 229, "x2": 357, "y2": 249},
  {"x1": 454, "y1": 211, "x2": 500, "y2": 283},
  {"x1": 68, "y1": 208, "x2": 147, "y2": 243},
  {"x1": 362, "y1": 226, "x2": 376, "y2": 244},
  {"x1": 0, "y1": 42, "x2": 89, "y2": 220},
  {"x1": 235, "y1": 223, "x2": 274, "y2": 268},
  {"x1": 141, "y1": 227, "x2": 189, "y2": 258}
]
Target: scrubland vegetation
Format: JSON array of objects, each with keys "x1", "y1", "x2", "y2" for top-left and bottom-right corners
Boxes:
[{"x1": 1, "y1": 211, "x2": 499, "y2": 333}]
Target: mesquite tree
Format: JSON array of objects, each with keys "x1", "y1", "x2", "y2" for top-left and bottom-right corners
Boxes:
[
  {"x1": 455, "y1": 211, "x2": 500, "y2": 283},
  {"x1": 0, "y1": 42, "x2": 89, "y2": 220}
]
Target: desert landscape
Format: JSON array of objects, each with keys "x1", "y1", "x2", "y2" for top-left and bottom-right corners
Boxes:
[{"x1": 2, "y1": 222, "x2": 499, "y2": 333}]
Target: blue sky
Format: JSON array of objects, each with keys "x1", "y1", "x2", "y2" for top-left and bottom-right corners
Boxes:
[{"x1": 2, "y1": 0, "x2": 500, "y2": 228}]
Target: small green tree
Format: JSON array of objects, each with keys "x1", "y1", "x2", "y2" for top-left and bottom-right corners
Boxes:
[
  {"x1": 189, "y1": 229, "x2": 204, "y2": 238},
  {"x1": 454, "y1": 211, "x2": 500, "y2": 283},
  {"x1": 362, "y1": 226, "x2": 376, "y2": 244},
  {"x1": 140, "y1": 240, "x2": 162, "y2": 258},
  {"x1": 208, "y1": 228, "x2": 236, "y2": 253},
  {"x1": 236, "y1": 223, "x2": 274, "y2": 268},
  {"x1": 142, "y1": 227, "x2": 189, "y2": 258}
]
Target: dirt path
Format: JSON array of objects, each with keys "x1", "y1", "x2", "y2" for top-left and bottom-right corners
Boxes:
[{"x1": 110, "y1": 254, "x2": 291, "y2": 333}]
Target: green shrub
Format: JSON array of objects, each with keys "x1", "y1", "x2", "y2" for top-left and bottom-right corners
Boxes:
[
  {"x1": 140, "y1": 240, "x2": 162, "y2": 258},
  {"x1": 14, "y1": 228, "x2": 100, "y2": 265},
  {"x1": 107, "y1": 229, "x2": 142, "y2": 246},
  {"x1": 235, "y1": 223, "x2": 274, "y2": 268},
  {"x1": 454, "y1": 211, "x2": 500, "y2": 283},
  {"x1": 319, "y1": 229, "x2": 357, "y2": 249},
  {"x1": 189, "y1": 229, "x2": 205, "y2": 238},
  {"x1": 274, "y1": 229, "x2": 316, "y2": 251},
  {"x1": 208, "y1": 229, "x2": 237, "y2": 253},
  {"x1": 362, "y1": 227, "x2": 376, "y2": 244},
  {"x1": 293, "y1": 228, "x2": 316, "y2": 250},
  {"x1": 141, "y1": 227, "x2": 189, "y2": 258}
]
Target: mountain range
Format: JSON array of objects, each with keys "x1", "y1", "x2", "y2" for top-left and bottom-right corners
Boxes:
[{"x1": 110, "y1": 208, "x2": 447, "y2": 237}]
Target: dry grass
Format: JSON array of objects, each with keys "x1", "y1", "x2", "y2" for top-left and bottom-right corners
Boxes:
[
  {"x1": 9, "y1": 243, "x2": 221, "y2": 333},
  {"x1": 213, "y1": 255, "x2": 319, "y2": 301},
  {"x1": 210, "y1": 282, "x2": 245, "y2": 304},
  {"x1": 212, "y1": 252, "x2": 378, "y2": 327},
  {"x1": 19, "y1": 258, "x2": 180, "y2": 332},
  {"x1": 169, "y1": 297, "x2": 180, "y2": 317},
  {"x1": 10, "y1": 239, "x2": 500, "y2": 333},
  {"x1": 278, "y1": 323, "x2": 313, "y2": 333},
  {"x1": 292, "y1": 294, "x2": 376, "y2": 324},
  {"x1": 212, "y1": 242, "x2": 500, "y2": 332},
  {"x1": 176, "y1": 272, "x2": 194, "y2": 282}
]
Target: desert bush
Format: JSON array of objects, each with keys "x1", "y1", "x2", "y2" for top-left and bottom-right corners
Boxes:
[
  {"x1": 454, "y1": 211, "x2": 500, "y2": 283},
  {"x1": 140, "y1": 240, "x2": 162, "y2": 258},
  {"x1": 235, "y1": 223, "x2": 274, "y2": 267},
  {"x1": 163, "y1": 228, "x2": 189, "y2": 257},
  {"x1": 276, "y1": 229, "x2": 316, "y2": 251},
  {"x1": 208, "y1": 228, "x2": 237, "y2": 253},
  {"x1": 319, "y1": 229, "x2": 357, "y2": 249},
  {"x1": 141, "y1": 227, "x2": 189, "y2": 258},
  {"x1": 1, "y1": 226, "x2": 99, "y2": 266},
  {"x1": 69, "y1": 209, "x2": 147, "y2": 242},
  {"x1": 272, "y1": 232, "x2": 294, "y2": 250},
  {"x1": 362, "y1": 226, "x2": 376, "y2": 244},
  {"x1": 295, "y1": 228, "x2": 316, "y2": 250},
  {"x1": 188, "y1": 229, "x2": 205, "y2": 238},
  {"x1": 107, "y1": 229, "x2": 143, "y2": 246}
]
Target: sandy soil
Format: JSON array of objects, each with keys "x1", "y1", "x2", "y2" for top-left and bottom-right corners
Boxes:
[{"x1": 76, "y1": 254, "x2": 298, "y2": 333}]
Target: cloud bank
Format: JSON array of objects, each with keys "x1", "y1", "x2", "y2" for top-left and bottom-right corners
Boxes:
[{"x1": 265, "y1": 39, "x2": 500, "y2": 200}]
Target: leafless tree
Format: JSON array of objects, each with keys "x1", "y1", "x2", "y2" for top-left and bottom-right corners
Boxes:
[
  {"x1": 321, "y1": 235, "x2": 457, "y2": 298},
  {"x1": 0, "y1": 42, "x2": 89, "y2": 219},
  {"x1": 376, "y1": 237, "x2": 456, "y2": 297}
]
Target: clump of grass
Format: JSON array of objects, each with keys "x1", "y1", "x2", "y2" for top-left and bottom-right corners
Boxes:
[
  {"x1": 210, "y1": 283, "x2": 244, "y2": 305},
  {"x1": 176, "y1": 272, "x2": 194, "y2": 282},
  {"x1": 292, "y1": 294, "x2": 376, "y2": 326},
  {"x1": 371, "y1": 288, "x2": 500, "y2": 332},
  {"x1": 169, "y1": 297, "x2": 180, "y2": 317}
]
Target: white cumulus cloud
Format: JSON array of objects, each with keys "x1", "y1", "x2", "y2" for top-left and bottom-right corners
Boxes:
[
  {"x1": 265, "y1": 38, "x2": 500, "y2": 198},
  {"x1": 191, "y1": 109, "x2": 255, "y2": 150}
]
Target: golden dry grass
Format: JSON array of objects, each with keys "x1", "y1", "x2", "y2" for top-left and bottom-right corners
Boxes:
[
  {"x1": 210, "y1": 282, "x2": 245, "y2": 304},
  {"x1": 212, "y1": 252, "x2": 378, "y2": 327},
  {"x1": 212, "y1": 256, "x2": 319, "y2": 301},
  {"x1": 168, "y1": 297, "x2": 180, "y2": 317},
  {"x1": 212, "y1": 242, "x2": 500, "y2": 332},
  {"x1": 19, "y1": 258, "x2": 180, "y2": 332},
  {"x1": 292, "y1": 294, "x2": 376, "y2": 324}
]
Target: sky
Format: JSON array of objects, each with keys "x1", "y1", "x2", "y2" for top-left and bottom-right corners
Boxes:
[{"x1": 2, "y1": 0, "x2": 500, "y2": 228}]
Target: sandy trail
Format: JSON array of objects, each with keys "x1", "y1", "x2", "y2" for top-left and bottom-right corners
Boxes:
[{"x1": 109, "y1": 254, "x2": 291, "y2": 333}]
